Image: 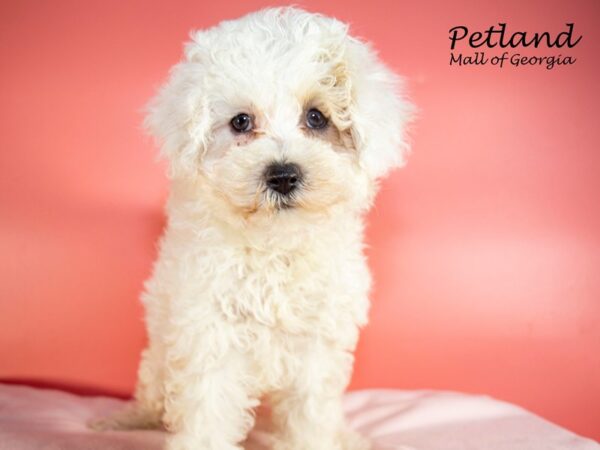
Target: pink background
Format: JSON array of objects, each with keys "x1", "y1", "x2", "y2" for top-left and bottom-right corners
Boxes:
[{"x1": 1, "y1": 0, "x2": 599, "y2": 441}]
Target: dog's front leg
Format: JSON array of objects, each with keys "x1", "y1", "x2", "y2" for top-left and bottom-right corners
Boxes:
[
  {"x1": 270, "y1": 345, "x2": 370, "y2": 450},
  {"x1": 162, "y1": 328, "x2": 258, "y2": 450}
]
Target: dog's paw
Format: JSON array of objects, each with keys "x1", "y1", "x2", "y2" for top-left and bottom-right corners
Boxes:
[
  {"x1": 87, "y1": 416, "x2": 125, "y2": 432},
  {"x1": 166, "y1": 434, "x2": 243, "y2": 450},
  {"x1": 87, "y1": 405, "x2": 162, "y2": 431},
  {"x1": 339, "y1": 430, "x2": 372, "y2": 450}
]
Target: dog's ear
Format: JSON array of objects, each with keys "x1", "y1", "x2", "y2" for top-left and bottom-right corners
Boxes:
[
  {"x1": 144, "y1": 34, "x2": 211, "y2": 178},
  {"x1": 345, "y1": 38, "x2": 414, "y2": 180}
]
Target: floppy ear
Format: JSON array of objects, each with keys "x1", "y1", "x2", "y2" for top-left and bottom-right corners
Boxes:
[
  {"x1": 345, "y1": 38, "x2": 414, "y2": 180},
  {"x1": 144, "y1": 37, "x2": 211, "y2": 178}
]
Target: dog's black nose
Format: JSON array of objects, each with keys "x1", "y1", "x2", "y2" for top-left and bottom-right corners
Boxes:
[{"x1": 265, "y1": 163, "x2": 302, "y2": 196}]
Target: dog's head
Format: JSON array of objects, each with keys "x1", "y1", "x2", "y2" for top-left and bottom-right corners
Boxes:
[{"x1": 146, "y1": 8, "x2": 413, "y2": 225}]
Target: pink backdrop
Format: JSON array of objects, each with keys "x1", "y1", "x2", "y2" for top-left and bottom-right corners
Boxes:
[{"x1": 1, "y1": 0, "x2": 598, "y2": 441}]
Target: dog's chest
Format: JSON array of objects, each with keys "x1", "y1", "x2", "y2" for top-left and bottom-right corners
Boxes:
[
  {"x1": 216, "y1": 247, "x2": 331, "y2": 328},
  {"x1": 198, "y1": 241, "x2": 368, "y2": 338}
]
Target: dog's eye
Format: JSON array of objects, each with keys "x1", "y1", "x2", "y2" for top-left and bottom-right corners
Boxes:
[
  {"x1": 306, "y1": 108, "x2": 328, "y2": 130},
  {"x1": 230, "y1": 113, "x2": 253, "y2": 133}
]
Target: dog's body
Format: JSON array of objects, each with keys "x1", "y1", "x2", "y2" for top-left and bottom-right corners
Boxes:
[{"x1": 92, "y1": 7, "x2": 412, "y2": 450}]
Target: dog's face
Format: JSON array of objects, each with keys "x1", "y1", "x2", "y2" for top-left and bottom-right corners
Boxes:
[
  {"x1": 146, "y1": 8, "x2": 412, "y2": 224},
  {"x1": 194, "y1": 65, "x2": 363, "y2": 217}
]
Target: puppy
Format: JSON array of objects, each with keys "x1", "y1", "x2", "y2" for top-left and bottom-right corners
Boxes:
[{"x1": 92, "y1": 7, "x2": 412, "y2": 450}]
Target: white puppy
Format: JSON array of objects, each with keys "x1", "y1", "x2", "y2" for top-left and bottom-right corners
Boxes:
[{"x1": 92, "y1": 7, "x2": 412, "y2": 450}]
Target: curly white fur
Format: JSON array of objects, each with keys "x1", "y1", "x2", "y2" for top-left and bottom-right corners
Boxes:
[{"x1": 91, "y1": 7, "x2": 413, "y2": 450}]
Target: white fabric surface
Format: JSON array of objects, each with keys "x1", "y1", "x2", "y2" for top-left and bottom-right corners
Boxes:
[{"x1": 0, "y1": 383, "x2": 597, "y2": 449}]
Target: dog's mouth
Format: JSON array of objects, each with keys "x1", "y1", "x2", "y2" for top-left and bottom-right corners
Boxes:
[
  {"x1": 237, "y1": 185, "x2": 301, "y2": 218},
  {"x1": 264, "y1": 188, "x2": 300, "y2": 211}
]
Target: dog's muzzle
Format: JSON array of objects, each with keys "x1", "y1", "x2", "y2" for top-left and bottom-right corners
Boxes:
[{"x1": 264, "y1": 162, "x2": 302, "y2": 196}]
